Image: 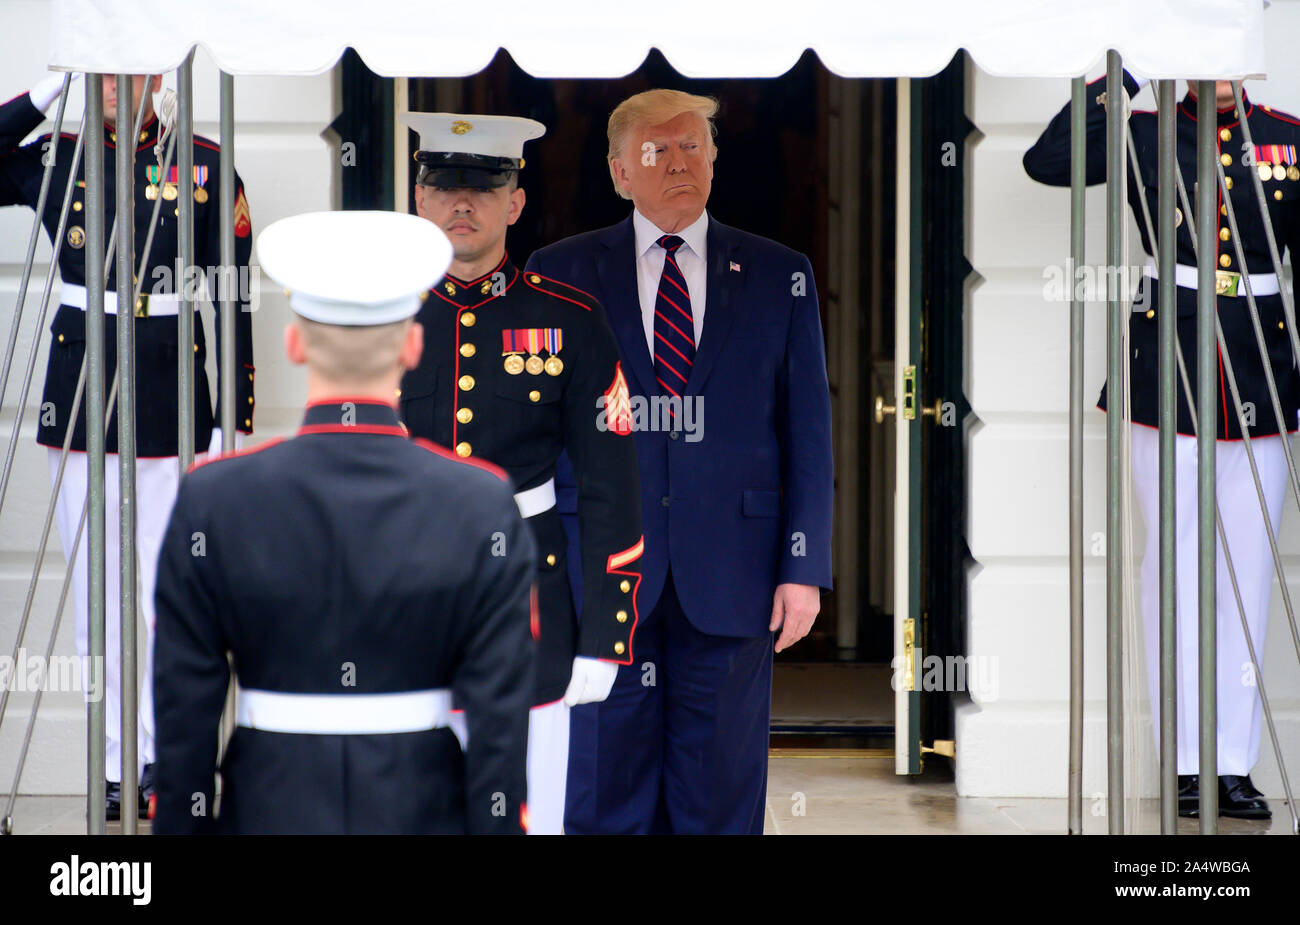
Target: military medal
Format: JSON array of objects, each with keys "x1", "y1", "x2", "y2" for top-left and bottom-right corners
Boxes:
[
  {"x1": 1290, "y1": 166, "x2": 1300, "y2": 181},
  {"x1": 162, "y1": 183, "x2": 177, "y2": 200},
  {"x1": 1259, "y1": 163, "x2": 1273, "y2": 182},
  {"x1": 193, "y1": 187, "x2": 208, "y2": 203},
  {"x1": 145, "y1": 184, "x2": 158, "y2": 200},
  {"x1": 526, "y1": 355, "x2": 544, "y2": 375},
  {"x1": 504, "y1": 355, "x2": 525, "y2": 375},
  {"x1": 192, "y1": 165, "x2": 208, "y2": 203},
  {"x1": 1274, "y1": 163, "x2": 1287, "y2": 181},
  {"x1": 145, "y1": 164, "x2": 161, "y2": 199},
  {"x1": 543, "y1": 328, "x2": 563, "y2": 375}
]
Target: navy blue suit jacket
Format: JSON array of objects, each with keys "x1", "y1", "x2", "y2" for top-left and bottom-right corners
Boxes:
[{"x1": 526, "y1": 213, "x2": 833, "y2": 639}]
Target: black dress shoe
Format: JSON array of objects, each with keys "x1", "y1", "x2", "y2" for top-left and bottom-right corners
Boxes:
[
  {"x1": 1177, "y1": 775, "x2": 1199, "y2": 818},
  {"x1": 1219, "y1": 775, "x2": 1271, "y2": 820},
  {"x1": 139, "y1": 763, "x2": 155, "y2": 816},
  {"x1": 105, "y1": 781, "x2": 121, "y2": 821}
]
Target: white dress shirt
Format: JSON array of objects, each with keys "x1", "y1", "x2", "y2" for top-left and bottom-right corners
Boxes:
[{"x1": 632, "y1": 208, "x2": 708, "y2": 356}]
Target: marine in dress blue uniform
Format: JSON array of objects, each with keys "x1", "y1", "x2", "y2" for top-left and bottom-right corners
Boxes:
[
  {"x1": 153, "y1": 210, "x2": 534, "y2": 834},
  {"x1": 0, "y1": 73, "x2": 255, "y2": 818},
  {"x1": 1024, "y1": 73, "x2": 1300, "y2": 819},
  {"x1": 398, "y1": 113, "x2": 644, "y2": 834}
]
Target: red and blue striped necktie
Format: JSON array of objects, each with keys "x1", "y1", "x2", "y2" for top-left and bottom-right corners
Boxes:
[{"x1": 652, "y1": 234, "x2": 695, "y2": 397}]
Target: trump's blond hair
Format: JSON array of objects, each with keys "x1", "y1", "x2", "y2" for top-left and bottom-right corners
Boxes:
[{"x1": 607, "y1": 89, "x2": 719, "y2": 199}]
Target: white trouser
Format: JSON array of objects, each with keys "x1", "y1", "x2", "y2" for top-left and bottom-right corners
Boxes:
[
  {"x1": 1130, "y1": 424, "x2": 1288, "y2": 775},
  {"x1": 525, "y1": 699, "x2": 570, "y2": 835},
  {"x1": 448, "y1": 698, "x2": 570, "y2": 834},
  {"x1": 47, "y1": 449, "x2": 180, "y2": 782}
]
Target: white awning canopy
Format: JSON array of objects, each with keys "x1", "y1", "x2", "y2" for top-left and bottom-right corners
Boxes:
[{"x1": 49, "y1": 0, "x2": 1268, "y2": 80}]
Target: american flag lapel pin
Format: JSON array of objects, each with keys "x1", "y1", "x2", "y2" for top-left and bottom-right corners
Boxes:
[{"x1": 729, "y1": 261, "x2": 741, "y2": 272}]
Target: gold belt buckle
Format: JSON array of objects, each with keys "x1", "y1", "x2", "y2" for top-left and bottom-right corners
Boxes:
[
  {"x1": 1214, "y1": 270, "x2": 1240, "y2": 298},
  {"x1": 133, "y1": 293, "x2": 148, "y2": 318}
]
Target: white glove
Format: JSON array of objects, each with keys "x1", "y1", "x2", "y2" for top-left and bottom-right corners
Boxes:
[
  {"x1": 562, "y1": 656, "x2": 618, "y2": 706},
  {"x1": 30, "y1": 71, "x2": 79, "y2": 113},
  {"x1": 205, "y1": 426, "x2": 245, "y2": 458}
]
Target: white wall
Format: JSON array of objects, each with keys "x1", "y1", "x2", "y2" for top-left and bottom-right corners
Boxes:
[
  {"x1": 0, "y1": 0, "x2": 336, "y2": 794},
  {"x1": 959, "y1": 0, "x2": 1300, "y2": 802}
]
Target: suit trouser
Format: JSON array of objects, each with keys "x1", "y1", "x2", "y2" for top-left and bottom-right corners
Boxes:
[
  {"x1": 565, "y1": 570, "x2": 774, "y2": 834},
  {"x1": 48, "y1": 449, "x2": 178, "y2": 782},
  {"x1": 1129, "y1": 424, "x2": 1287, "y2": 776}
]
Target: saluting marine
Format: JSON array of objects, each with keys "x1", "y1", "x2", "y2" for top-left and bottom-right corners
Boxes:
[
  {"x1": 153, "y1": 210, "x2": 534, "y2": 834},
  {"x1": 399, "y1": 112, "x2": 643, "y2": 835},
  {"x1": 1025, "y1": 73, "x2": 1300, "y2": 820},
  {"x1": 0, "y1": 72, "x2": 255, "y2": 819}
]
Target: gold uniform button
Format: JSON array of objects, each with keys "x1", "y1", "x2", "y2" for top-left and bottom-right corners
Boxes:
[
  {"x1": 244, "y1": 418, "x2": 251, "y2": 428},
  {"x1": 457, "y1": 407, "x2": 473, "y2": 424},
  {"x1": 194, "y1": 344, "x2": 199, "y2": 353},
  {"x1": 1220, "y1": 128, "x2": 1231, "y2": 142},
  {"x1": 461, "y1": 312, "x2": 476, "y2": 327},
  {"x1": 460, "y1": 343, "x2": 476, "y2": 357},
  {"x1": 249, "y1": 372, "x2": 254, "y2": 382},
  {"x1": 1221, "y1": 204, "x2": 1228, "y2": 215},
  {"x1": 72, "y1": 201, "x2": 82, "y2": 212},
  {"x1": 613, "y1": 642, "x2": 625, "y2": 656},
  {"x1": 1145, "y1": 309, "x2": 1155, "y2": 319},
  {"x1": 1276, "y1": 190, "x2": 1285, "y2": 201},
  {"x1": 248, "y1": 396, "x2": 254, "y2": 405},
  {"x1": 456, "y1": 442, "x2": 472, "y2": 457},
  {"x1": 458, "y1": 375, "x2": 475, "y2": 391},
  {"x1": 1219, "y1": 227, "x2": 1230, "y2": 241},
  {"x1": 1279, "y1": 321, "x2": 1286, "y2": 331},
  {"x1": 1225, "y1": 176, "x2": 1234, "y2": 190},
  {"x1": 620, "y1": 580, "x2": 631, "y2": 593},
  {"x1": 546, "y1": 554, "x2": 557, "y2": 566},
  {"x1": 529, "y1": 274, "x2": 541, "y2": 284},
  {"x1": 1219, "y1": 253, "x2": 1231, "y2": 268},
  {"x1": 57, "y1": 334, "x2": 64, "y2": 343},
  {"x1": 529, "y1": 390, "x2": 541, "y2": 402},
  {"x1": 1220, "y1": 153, "x2": 1232, "y2": 167},
  {"x1": 616, "y1": 610, "x2": 628, "y2": 623}
]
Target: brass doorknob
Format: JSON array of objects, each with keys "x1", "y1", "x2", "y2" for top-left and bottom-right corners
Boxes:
[
  {"x1": 920, "y1": 399, "x2": 944, "y2": 420},
  {"x1": 874, "y1": 395, "x2": 895, "y2": 424}
]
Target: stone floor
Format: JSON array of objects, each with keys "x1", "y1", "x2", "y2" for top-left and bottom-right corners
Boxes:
[{"x1": 6, "y1": 752, "x2": 1291, "y2": 834}]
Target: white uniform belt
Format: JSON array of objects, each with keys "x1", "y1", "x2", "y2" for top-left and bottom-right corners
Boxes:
[
  {"x1": 235, "y1": 687, "x2": 452, "y2": 735},
  {"x1": 61, "y1": 283, "x2": 182, "y2": 316},
  {"x1": 515, "y1": 477, "x2": 556, "y2": 519},
  {"x1": 1143, "y1": 262, "x2": 1281, "y2": 298}
]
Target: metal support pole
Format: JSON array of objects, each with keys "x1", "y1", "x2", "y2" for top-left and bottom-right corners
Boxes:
[
  {"x1": 84, "y1": 74, "x2": 107, "y2": 835},
  {"x1": 218, "y1": 72, "x2": 235, "y2": 450},
  {"x1": 1155, "y1": 79, "x2": 1178, "y2": 834},
  {"x1": 1104, "y1": 50, "x2": 1125, "y2": 834},
  {"x1": 177, "y1": 52, "x2": 196, "y2": 470},
  {"x1": 1067, "y1": 74, "x2": 1085, "y2": 836},
  {"x1": 1194, "y1": 82, "x2": 1218, "y2": 832},
  {"x1": 114, "y1": 77, "x2": 138, "y2": 835}
]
